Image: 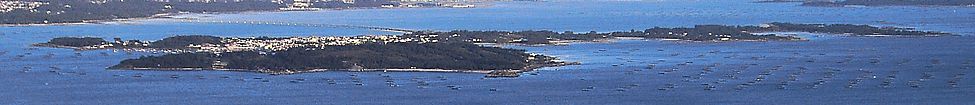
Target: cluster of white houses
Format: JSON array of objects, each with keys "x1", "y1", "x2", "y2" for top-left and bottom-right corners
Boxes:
[
  {"x1": 189, "y1": 35, "x2": 440, "y2": 53},
  {"x1": 0, "y1": 1, "x2": 47, "y2": 13}
]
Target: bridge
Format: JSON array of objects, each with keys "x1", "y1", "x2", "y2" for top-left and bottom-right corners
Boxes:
[{"x1": 163, "y1": 19, "x2": 421, "y2": 34}]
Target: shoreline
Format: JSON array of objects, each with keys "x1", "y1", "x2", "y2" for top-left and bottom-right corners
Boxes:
[
  {"x1": 109, "y1": 61, "x2": 578, "y2": 76},
  {"x1": 0, "y1": 13, "x2": 187, "y2": 27},
  {"x1": 113, "y1": 67, "x2": 491, "y2": 74}
]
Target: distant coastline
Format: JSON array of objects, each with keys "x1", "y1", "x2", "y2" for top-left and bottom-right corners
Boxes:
[
  {"x1": 0, "y1": 0, "x2": 486, "y2": 25},
  {"x1": 0, "y1": 13, "x2": 185, "y2": 27}
]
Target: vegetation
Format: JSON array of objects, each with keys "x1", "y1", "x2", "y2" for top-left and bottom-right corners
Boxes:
[
  {"x1": 405, "y1": 23, "x2": 946, "y2": 45},
  {"x1": 111, "y1": 53, "x2": 216, "y2": 69},
  {"x1": 406, "y1": 30, "x2": 609, "y2": 44},
  {"x1": 148, "y1": 35, "x2": 223, "y2": 49},
  {"x1": 405, "y1": 27, "x2": 791, "y2": 45},
  {"x1": 35, "y1": 35, "x2": 222, "y2": 50},
  {"x1": 37, "y1": 37, "x2": 106, "y2": 48},
  {"x1": 109, "y1": 42, "x2": 563, "y2": 73},
  {"x1": 36, "y1": 22, "x2": 950, "y2": 74},
  {"x1": 38, "y1": 23, "x2": 948, "y2": 49},
  {"x1": 759, "y1": 22, "x2": 949, "y2": 35}
]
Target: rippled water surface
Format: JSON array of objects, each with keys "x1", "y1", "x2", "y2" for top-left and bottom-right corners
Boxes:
[{"x1": 1, "y1": 0, "x2": 974, "y2": 104}]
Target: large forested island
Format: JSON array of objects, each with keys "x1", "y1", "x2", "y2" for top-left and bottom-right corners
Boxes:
[
  {"x1": 109, "y1": 42, "x2": 572, "y2": 75},
  {"x1": 35, "y1": 35, "x2": 578, "y2": 76},
  {"x1": 33, "y1": 22, "x2": 949, "y2": 75}
]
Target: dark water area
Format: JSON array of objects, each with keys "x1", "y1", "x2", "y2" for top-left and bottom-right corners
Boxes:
[{"x1": 1, "y1": 0, "x2": 974, "y2": 104}]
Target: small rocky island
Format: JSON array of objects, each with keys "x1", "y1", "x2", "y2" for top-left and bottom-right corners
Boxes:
[{"x1": 33, "y1": 23, "x2": 949, "y2": 76}]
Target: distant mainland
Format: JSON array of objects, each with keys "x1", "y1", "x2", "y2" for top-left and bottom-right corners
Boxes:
[{"x1": 0, "y1": 0, "x2": 478, "y2": 25}]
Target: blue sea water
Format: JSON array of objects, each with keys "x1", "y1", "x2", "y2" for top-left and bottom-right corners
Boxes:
[{"x1": 1, "y1": 0, "x2": 975, "y2": 104}]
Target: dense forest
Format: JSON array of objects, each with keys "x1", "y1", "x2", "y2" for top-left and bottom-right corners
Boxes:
[
  {"x1": 37, "y1": 37, "x2": 107, "y2": 48},
  {"x1": 148, "y1": 35, "x2": 223, "y2": 49},
  {"x1": 110, "y1": 52, "x2": 216, "y2": 69},
  {"x1": 406, "y1": 30, "x2": 611, "y2": 44},
  {"x1": 1, "y1": 0, "x2": 397, "y2": 24},
  {"x1": 759, "y1": 22, "x2": 949, "y2": 35},
  {"x1": 405, "y1": 27, "x2": 795, "y2": 45},
  {"x1": 36, "y1": 23, "x2": 947, "y2": 49},
  {"x1": 37, "y1": 23, "x2": 949, "y2": 49},
  {"x1": 35, "y1": 35, "x2": 222, "y2": 49},
  {"x1": 109, "y1": 42, "x2": 561, "y2": 72},
  {"x1": 405, "y1": 23, "x2": 946, "y2": 45}
]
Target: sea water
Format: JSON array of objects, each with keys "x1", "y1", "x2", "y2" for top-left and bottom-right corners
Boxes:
[{"x1": 1, "y1": 0, "x2": 974, "y2": 104}]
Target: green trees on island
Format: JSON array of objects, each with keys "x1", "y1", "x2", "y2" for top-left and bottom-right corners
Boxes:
[
  {"x1": 148, "y1": 35, "x2": 224, "y2": 49},
  {"x1": 41, "y1": 37, "x2": 107, "y2": 47},
  {"x1": 40, "y1": 22, "x2": 949, "y2": 73},
  {"x1": 110, "y1": 42, "x2": 538, "y2": 72},
  {"x1": 406, "y1": 23, "x2": 946, "y2": 45}
]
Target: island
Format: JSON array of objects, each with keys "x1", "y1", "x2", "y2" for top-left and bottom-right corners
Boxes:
[
  {"x1": 404, "y1": 22, "x2": 947, "y2": 45},
  {"x1": 33, "y1": 22, "x2": 949, "y2": 76},
  {"x1": 35, "y1": 35, "x2": 578, "y2": 77},
  {"x1": 1, "y1": 0, "x2": 478, "y2": 24},
  {"x1": 109, "y1": 42, "x2": 573, "y2": 76}
]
